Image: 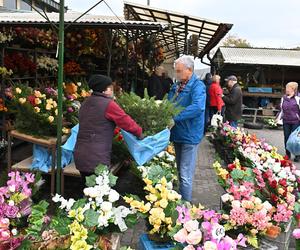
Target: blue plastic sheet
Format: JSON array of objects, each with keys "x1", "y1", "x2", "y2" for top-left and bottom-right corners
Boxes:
[
  {"x1": 121, "y1": 129, "x2": 170, "y2": 166},
  {"x1": 286, "y1": 126, "x2": 300, "y2": 155},
  {"x1": 61, "y1": 124, "x2": 79, "y2": 152}
]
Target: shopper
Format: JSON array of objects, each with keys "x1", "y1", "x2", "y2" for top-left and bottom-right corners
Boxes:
[
  {"x1": 148, "y1": 66, "x2": 164, "y2": 100},
  {"x1": 278, "y1": 81, "x2": 300, "y2": 161},
  {"x1": 203, "y1": 73, "x2": 212, "y2": 132},
  {"x1": 74, "y1": 74, "x2": 143, "y2": 183},
  {"x1": 168, "y1": 55, "x2": 206, "y2": 202},
  {"x1": 162, "y1": 70, "x2": 173, "y2": 97},
  {"x1": 209, "y1": 74, "x2": 225, "y2": 118},
  {"x1": 222, "y1": 75, "x2": 242, "y2": 128}
]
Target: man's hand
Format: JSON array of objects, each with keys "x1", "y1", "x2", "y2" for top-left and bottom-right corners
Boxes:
[{"x1": 167, "y1": 119, "x2": 175, "y2": 129}]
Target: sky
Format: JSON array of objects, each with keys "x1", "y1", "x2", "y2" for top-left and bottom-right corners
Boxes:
[{"x1": 64, "y1": 0, "x2": 300, "y2": 67}]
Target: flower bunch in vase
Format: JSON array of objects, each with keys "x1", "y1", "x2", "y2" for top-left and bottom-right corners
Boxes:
[
  {"x1": 124, "y1": 176, "x2": 181, "y2": 241},
  {"x1": 0, "y1": 171, "x2": 38, "y2": 249},
  {"x1": 0, "y1": 27, "x2": 15, "y2": 44},
  {"x1": 170, "y1": 204, "x2": 247, "y2": 250},
  {"x1": 4, "y1": 52, "x2": 36, "y2": 76},
  {"x1": 37, "y1": 55, "x2": 58, "y2": 73},
  {"x1": 64, "y1": 61, "x2": 85, "y2": 76}
]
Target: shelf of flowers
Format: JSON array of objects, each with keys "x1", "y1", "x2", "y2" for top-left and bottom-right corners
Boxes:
[{"x1": 210, "y1": 123, "x2": 300, "y2": 249}]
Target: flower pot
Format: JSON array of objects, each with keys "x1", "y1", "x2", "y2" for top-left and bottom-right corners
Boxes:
[
  {"x1": 148, "y1": 233, "x2": 171, "y2": 243},
  {"x1": 139, "y1": 234, "x2": 174, "y2": 250}
]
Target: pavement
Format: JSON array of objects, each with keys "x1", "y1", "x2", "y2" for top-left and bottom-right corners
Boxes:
[{"x1": 120, "y1": 127, "x2": 298, "y2": 249}]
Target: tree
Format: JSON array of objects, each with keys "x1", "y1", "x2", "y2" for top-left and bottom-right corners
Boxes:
[{"x1": 222, "y1": 34, "x2": 252, "y2": 48}]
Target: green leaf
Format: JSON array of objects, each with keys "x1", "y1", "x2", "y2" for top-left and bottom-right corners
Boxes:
[
  {"x1": 124, "y1": 214, "x2": 138, "y2": 228},
  {"x1": 85, "y1": 175, "x2": 97, "y2": 187},
  {"x1": 223, "y1": 223, "x2": 233, "y2": 231},
  {"x1": 50, "y1": 216, "x2": 71, "y2": 235},
  {"x1": 95, "y1": 164, "x2": 108, "y2": 175},
  {"x1": 295, "y1": 202, "x2": 300, "y2": 213},
  {"x1": 83, "y1": 209, "x2": 99, "y2": 227},
  {"x1": 109, "y1": 173, "x2": 118, "y2": 187},
  {"x1": 72, "y1": 198, "x2": 87, "y2": 210},
  {"x1": 230, "y1": 169, "x2": 245, "y2": 180},
  {"x1": 86, "y1": 230, "x2": 98, "y2": 245},
  {"x1": 17, "y1": 239, "x2": 32, "y2": 250},
  {"x1": 247, "y1": 235, "x2": 259, "y2": 248}
]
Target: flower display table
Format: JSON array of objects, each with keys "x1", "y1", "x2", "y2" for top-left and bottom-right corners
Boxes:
[
  {"x1": 139, "y1": 234, "x2": 174, "y2": 250},
  {"x1": 7, "y1": 129, "x2": 68, "y2": 195}
]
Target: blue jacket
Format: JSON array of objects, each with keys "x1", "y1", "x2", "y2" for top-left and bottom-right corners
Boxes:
[{"x1": 168, "y1": 73, "x2": 206, "y2": 144}]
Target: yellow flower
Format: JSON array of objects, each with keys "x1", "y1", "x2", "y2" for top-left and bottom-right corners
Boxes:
[
  {"x1": 45, "y1": 103, "x2": 53, "y2": 110},
  {"x1": 160, "y1": 177, "x2": 167, "y2": 186},
  {"x1": 167, "y1": 225, "x2": 173, "y2": 231},
  {"x1": 62, "y1": 127, "x2": 71, "y2": 134},
  {"x1": 68, "y1": 210, "x2": 76, "y2": 218},
  {"x1": 34, "y1": 90, "x2": 42, "y2": 98},
  {"x1": 159, "y1": 199, "x2": 168, "y2": 209},
  {"x1": 35, "y1": 98, "x2": 41, "y2": 105},
  {"x1": 18, "y1": 98, "x2": 26, "y2": 104},
  {"x1": 144, "y1": 178, "x2": 153, "y2": 186},
  {"x1": 165, "y1": 217, "x2": 172, "y2": 225},
  {"x1": 15, "y1": 87, "x2": 22, "y2": 94},
  {"x1": 146, "y1": 194, "x2": 158, "y2": 202},
  {"x1": 48, "y1": 116, "x2": 54, "y2": 123},
  {"x1": 124, "y1": 196, "x2": 134, "y2": 204},
  {"x1": 218, "y1": 168, "x2": 229, "y2": 180},
  {"x1": 130, "y1": 200, "x2": 143, "y2": 209},
  {"x1": 55, "y1": 109, "x2": 58, "y2": 116},
  {"x1": 34, "y1": 107, "x2": 40, "y2": 113},
  {"x1": 53, "y1": 101, "x2": 57, "y2": 108},
  {"x1": 46, "y1": 98, "x2": 54, "y2": 104}
]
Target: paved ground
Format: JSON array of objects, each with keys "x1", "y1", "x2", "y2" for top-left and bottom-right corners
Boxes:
[{"x1": 120, "y1": 127, "x2": 298, "y2": 249}]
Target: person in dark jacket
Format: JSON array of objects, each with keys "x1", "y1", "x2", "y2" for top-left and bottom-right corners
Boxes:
[
  {"x1": 74, "y1": 74, "x2": 143, "y2": 183},
  {"x1": 148, "y1": 66, "x2": 164, "y2": 99},
  {"x1": 222, "y1": 75, "x2": 242, "y2": 128},
  {"x1": 162, "y1": 70, "x2": 173, "y2": 97},
  {"x1": 168, "y1": 55, "x2": 206, "y2": 202},
  {"x1": 203, "y1": 73, "x2": 212, "y2": 132},
  {"x1": 278, "y1": 81, "x2": 300, "y2": 161}
]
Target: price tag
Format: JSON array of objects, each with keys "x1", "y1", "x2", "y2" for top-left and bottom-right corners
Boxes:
[{"x1": 212, "y1": 225, "x2": 225, "y2": 241}]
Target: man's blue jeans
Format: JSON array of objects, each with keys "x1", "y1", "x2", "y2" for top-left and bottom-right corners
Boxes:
[{"x1": 174, "y1": 143, "x2": 199, "y2": 202}]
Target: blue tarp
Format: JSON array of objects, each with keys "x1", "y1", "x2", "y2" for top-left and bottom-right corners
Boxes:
[
  {"x1": 121, "y1": 129, "x2": 170, "y2": 166},
  {"x1": 31, "y1": 124, "x2": 170, "y2": 171},
  {"x1": 286, "y1": 125, "x2": 300, "y2": 155}
]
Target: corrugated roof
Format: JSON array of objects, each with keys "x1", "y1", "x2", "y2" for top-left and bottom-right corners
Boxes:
[
  {"x1": 215, "y1": 47, "x2": 300, "y2": 67},
  {"x1": 0, "y1": 11, "x2": 168, "y2": 30},
  {"x1": 124, "y1": 1, "x2": 232, "y2": 59}
]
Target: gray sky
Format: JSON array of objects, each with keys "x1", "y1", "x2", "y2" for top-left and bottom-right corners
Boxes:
[{"x1": 65, "y1": 0, "x2": 300, "y2": 48}]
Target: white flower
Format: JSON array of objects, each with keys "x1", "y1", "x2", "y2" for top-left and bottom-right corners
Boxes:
[
  {"x1": 65, "y1": 198, "x2": 75, "y2": 211},
  {"x1": 8, "y1": 185, "x2": 15, "y2": 193},
  {"x1": 203, "y1": 241, "x2": 217, "y2": 250},
  {"x1": 108, "y1": 189, "x2": 120, "y2": 203},
  {"x1": 295, "y1": 170, "x2": 300, "y2": 177},
  {"x1": 231, "y1": 200, "x2": 241, "y2": 208},
  {"x1": 98, "y1": 215, "x2": 109, "y2": 227},
  {"x1": 84, "y1": 187, "x2": 99, "y2": 198},
  {"x1": 77, "y1": 82, "x2": 82, "y2": 87},
  {"x1": 221, "y1": 193, "x2": 232, "y2": 203},
  {"x1": 278, "y1": 170, "x2": 287, "y2": 179},
  {"x1": 272, "y1": 163, "x2": 282, "y2": 173},
  {"x1": 8, "y1": 200, "x2": 15, "y2": 206},
  {"x1": 184, "y1": 220, "x2": 199, "y2": 232},
  {"x1": 101, "y1": 201, "x2": 113, "y2": 212},
  {"x1": 262, "y1": 201, "x2": 272, "y2": 211},
  {"x1": 11, "y1": 229, "x2": 18, "y2": 236},
  {"x1": 52, "y1": 194, "x2": 61, "y2": 203}
]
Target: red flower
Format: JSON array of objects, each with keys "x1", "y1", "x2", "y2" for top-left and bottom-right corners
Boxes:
[
  {"x1": 227, "y1": 164, "x2": 236, "y2": 171},
  {"x1": 271, "y1": 194, "x2": 279, "y2": 203},
  {"x1": 279, "y1": 179, "x2": 287, "y2": 187},
  {"x1": 27, "y1": 95, "x2": 36, "y2": 106},
  {"x1": 117, "y1": 134, "x2": 123, "y2": 142},
  {"x1": 270, "y1": 180, "x2": 278, "y2": 189},
  {"x1": 114, "y1": 127, "x2": 121, "y2": 135}
]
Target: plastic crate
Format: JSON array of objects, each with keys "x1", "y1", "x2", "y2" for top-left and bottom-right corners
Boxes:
[
  {"x1": 248, "y1": 87, "x2": 272, "y2": 93},
  {"x1": 138, "y1": 234, "x2": 174, "y2": 250}
]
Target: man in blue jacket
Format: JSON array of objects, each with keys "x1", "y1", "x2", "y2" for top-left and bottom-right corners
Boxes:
[{"x1": 168, "y1": 55, "x2": 206, "y2": 202}]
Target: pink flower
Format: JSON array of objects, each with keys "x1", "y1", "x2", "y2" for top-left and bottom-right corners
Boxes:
[
  {"x1": 0, "y1": 218, "x2": 9, "y2": 229},
  {"x1": 25, "y1": 173, "x2": 35, "y2": 183},
  {"x1": 293, "y1": 229, "x2": 300, "y2": 239},
  {"x1": 4, "y1": 205, "x2": 19, "y2": 218},
  {"x1": 186, "y1": 230, "x2": 202, "y2": 245},
  {"x1": 184, "y1": 220, "x2": 199, "y2": 232},
  {"x1": 0, "y1": 229, "x2": 10, "y2": 241},
  {"x1": 183, "y1": 245, "x2": 195, "y2": 250},
  {"x1": 273, "y1": 204, "x2": 293, "y2": 223},
  {"x1": 230, "y1": 207, "x2": 247, "y2": 226},
  {"x1": 174, "y1": 228, "x2": 188, "y2": 243},
  {"x1": 203, "y1": 241, "x2": 217, "y2": 250},
  {"x1": 251, "y1": 211, "x2": 270, "y2": 231}
]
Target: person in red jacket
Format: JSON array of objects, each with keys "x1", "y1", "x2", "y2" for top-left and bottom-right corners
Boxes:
[
  {"x1": 209, "y1": 75, "x2": 225, "y2": 119},
  {"x1": 74, "y1": 74, "x2": 143, "y2": 184}
]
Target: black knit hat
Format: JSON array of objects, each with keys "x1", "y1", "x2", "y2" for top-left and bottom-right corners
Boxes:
[{"x1": 88, "y1": 74, "x2": 112, "y2": 92}]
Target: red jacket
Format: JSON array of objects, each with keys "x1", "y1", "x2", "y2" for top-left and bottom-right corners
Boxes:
[
  {"x1": 209, "y1": 82, "x2": 225, "y2": 111},
  {"x1": 105, "y1": 101, "x2": 142, "y2": 137}
]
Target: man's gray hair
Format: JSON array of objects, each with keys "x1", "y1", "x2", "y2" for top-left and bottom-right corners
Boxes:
[{"x1": 175, "y1": 55, "x2": 194, "y2": 70}]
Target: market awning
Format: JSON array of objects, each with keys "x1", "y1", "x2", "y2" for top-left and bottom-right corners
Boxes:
[
  {"x1": 124, "y1": 2, "x2": 233, "y2": 59},
  {"x1": 0, "y1": 11, "x2": 168, "y2": 30},
  {"x1": 213, "y1": 47, "x2": 300, "y2": 67}
]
